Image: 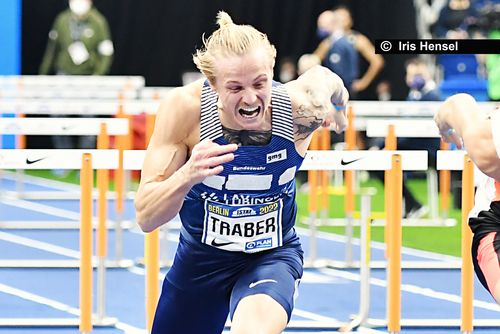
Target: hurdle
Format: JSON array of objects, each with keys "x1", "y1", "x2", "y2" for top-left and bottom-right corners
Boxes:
[
  {"x1": 0, "y1": 117, "x2": 130, "y2": 244},
  {"x1": 366, "y1": 118, "x2": 455, "y2": 225},
  {"x1": 302, "y1": 149, "x2": 428, "y2": 268},
  {"x1": 122, "y1": 148, "x2": 500, "y2": 332},
  {"x1": 128, "y1": 148, "x2": 392, "y2": 331},
  {"x1": 0, "y1": 116, "x2": 129, "y2": 201},
  {"x1": 0, "y1": 75, "x2": 144, "y2": 98},
  {"x1": 352, "y1": 150, "x2": 500, "y2": 332},
  {"x1": 0, "y1": 150, "x2": 119, "y2": 329},
  {"x1": 0, "y1": 148, "x2": 135, "y2": 268}
]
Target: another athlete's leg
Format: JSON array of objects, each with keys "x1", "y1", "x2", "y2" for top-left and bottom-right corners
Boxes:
[{"x1": 475, "y1": 232, "x2": 500, "y2": 304}]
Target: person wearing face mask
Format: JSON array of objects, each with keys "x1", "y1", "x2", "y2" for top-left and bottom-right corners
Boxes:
[
  {"x1": 313, "y1": 6, "x2": 384, "y2": 97},
  {"x1": 406, "y1": 58, "x2": 441, "y2": 102},
  {"x1": 278, "y1": 57, "x2": 298, "y2": 83},
  {"x1": 135, "y1": 11, "x2": 348, "y2": 334},
  {"x1": 39, "y1": 0, "x2": 114, "y2": 153},
  {"x1": 39, "y1": 0, "x2": 113, "y2": 76}
]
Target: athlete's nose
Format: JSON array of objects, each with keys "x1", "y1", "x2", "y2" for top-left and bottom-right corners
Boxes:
[{"x1": 241, "y1": 89, "x2": 258, "y2": 106}]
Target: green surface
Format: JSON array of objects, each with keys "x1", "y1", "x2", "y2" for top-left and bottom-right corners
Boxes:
[{"x1": 296, "y1": 178, "x2": 463, "y2": 257}]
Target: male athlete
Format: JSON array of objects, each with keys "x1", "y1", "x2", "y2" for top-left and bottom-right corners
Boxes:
[
  {"x1": 435, "y1": 93, "x2": 500, "y2": 304},
  {"x1": 135, "y1": 11, "x2": 348, "y2": 333}
]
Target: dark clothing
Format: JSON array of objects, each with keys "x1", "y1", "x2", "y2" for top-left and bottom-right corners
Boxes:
[
  {"x1": 470, "y1": 202, "x2": 500, "y2": 296},
  {"x1": 39, "y1": 8, "x2": 113, "y2": 75},
  {"x1": 323, "y1": 33, "x2": 359, "y2": 92}
]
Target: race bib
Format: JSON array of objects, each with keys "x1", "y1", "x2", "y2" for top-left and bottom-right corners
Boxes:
[
  {"x1": 202, "y1": 200, "x2": 283, "y2": 253},
  {"x1": 68, "y1": 41, "x2": 89, "y2": 65}
]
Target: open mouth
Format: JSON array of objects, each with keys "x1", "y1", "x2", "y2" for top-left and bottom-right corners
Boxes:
[{"x1": 238, "y1": 106, "x2": 261, "y2": 118}]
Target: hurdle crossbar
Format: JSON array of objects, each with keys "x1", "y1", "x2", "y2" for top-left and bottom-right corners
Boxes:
[
  {"x1": 0, "y1": 151, "x2": 119, "y2": 329},
  {"x1": 0, "y1": 75, "x2": 145, "y2": 88},
  {"x1": 0, "y1": 99, "x2": 159, "y2": 116},
  {"x1": 0, "y1": 149, "x2": 134, "y2": 268},
  {"x1": 0, "y1": 117, "x2": 129, "y2": 136}
]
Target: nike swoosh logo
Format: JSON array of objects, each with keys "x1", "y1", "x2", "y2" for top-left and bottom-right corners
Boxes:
[
  {"x1": 211, "y1": 239, "x2": 233, "y2": 247},
  {"x1": 249, "y1": 279, "x2": 278, "y2": 289},
  {"x1": 61, "y1": 125, "x2": 77, "y2": 131},
  {"x1": 26, "y1": 157, "x2": 46, "y2": 165},
  {"x1": 340, "y1": 157, "x2": 363, "y2": 166}
]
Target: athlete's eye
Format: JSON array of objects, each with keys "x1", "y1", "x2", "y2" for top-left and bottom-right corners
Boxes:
[{"x1": 228, "y1": 86, "x2": 242, "y2": 92}]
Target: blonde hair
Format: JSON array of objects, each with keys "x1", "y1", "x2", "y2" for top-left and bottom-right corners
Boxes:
[{"x1": 193, "y1": 11, "x2": 277, "y2": 84}]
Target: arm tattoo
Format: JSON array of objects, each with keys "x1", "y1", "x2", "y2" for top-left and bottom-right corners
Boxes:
[{"x1": 293, "y1": 104, "x2": 324, "y2": 142}]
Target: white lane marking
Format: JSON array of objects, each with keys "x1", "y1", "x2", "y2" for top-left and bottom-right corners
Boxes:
[
  {"x1": 2, "y1": 197, "x2": 80, "y2": 220},
  {"x1": 0, "y1": 282, "x2": 145, "y2": 333},
  {"x1": 0, "y1": 231, "x2": 81, "y2": 258},
  {"x1": 301, "y1": 271, "x2": 342, "y2": 284},
  {"x1": 319, "y1": 267, "x2": 500, "y2": 312},
  {"x1": 292, "y1": 308, "x2": 341, "y2": 322},
  {"x1": 295, "y1": 226, "x2": 460, "y2": 262}
]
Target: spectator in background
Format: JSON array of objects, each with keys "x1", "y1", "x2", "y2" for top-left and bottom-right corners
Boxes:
[
  {"x1": 314, "y1": 6, "x2": 384, "y2": 97},
  {"x1": 475, "y1": 1, "x2": 500, "y2": 101},
  {"x1": 278, "y1": 57, "x2": 298, "y2": 83},
  {"x1": 433, "y1": 0, "x2": 476, "y2": 38},
  {"x1": 370, "y1": 58, "x2": 442, "y2": 218},
  {"x1": 40, "y1": 0, "x2": 113, "y2": 76},
  {"x1": 376, "y1": 80, "x2": 392, "y2": 101},
  {"x1": 406, "y1": 58, "x2": 441, "y2": 102},
  {"x1": 39, "y1": 0, "x2": 114, "y2": 151},
  {"x1": 413, "y1": 0, "x2": 448, "y2": 39}
]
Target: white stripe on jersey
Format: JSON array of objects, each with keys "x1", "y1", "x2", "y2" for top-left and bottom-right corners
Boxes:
[{"x1": 226, "y1": 174, "x2": 272, "y2": 191}]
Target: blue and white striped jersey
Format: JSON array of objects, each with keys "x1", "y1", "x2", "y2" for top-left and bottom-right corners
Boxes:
[{"x1": 179, "y1": 81, "x2": 304, "y2": 253}]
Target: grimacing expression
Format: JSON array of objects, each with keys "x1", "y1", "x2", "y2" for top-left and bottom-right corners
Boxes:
[{"x1": 212, "y1": 47, "x2": 274, "y2": 131}]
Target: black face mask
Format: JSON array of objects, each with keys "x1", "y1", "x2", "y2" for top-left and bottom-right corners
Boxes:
[{"x1": 221, "y1": 126, "x2": 272, "y2": 146}]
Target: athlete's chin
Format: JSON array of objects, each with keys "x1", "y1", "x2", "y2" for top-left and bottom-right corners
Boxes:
[
  {"x1": 238, "y1": 119, "x2": 265, "y2": 131},
  {"x1": 235, "y1": 115, "x2": 266, "y2": 131}
]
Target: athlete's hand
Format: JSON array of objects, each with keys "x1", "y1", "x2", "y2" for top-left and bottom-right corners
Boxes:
[
  {"x1": 180, "y1": 139, "x2": 238, "y2": 186},
  {"x1": 434, "y1": 104, "x2": 463, "y2": 149},
  {"x1": 329, "y1": 80, "x2": 349, "y2": 133}
]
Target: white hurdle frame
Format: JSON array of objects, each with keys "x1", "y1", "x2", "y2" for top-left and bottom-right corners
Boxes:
[
  {"x1": 0, "y1": 117, "x2": 129, "y2": 213},
  {"x1": 0, "y1": 149, "x2": 134, "y2": 268},
  {"x1": 357, "y1": 150, "x2": 500, "y2": 331},
  {"x1": 0, "y1": 150, "x2": 119, "y2": 328}
]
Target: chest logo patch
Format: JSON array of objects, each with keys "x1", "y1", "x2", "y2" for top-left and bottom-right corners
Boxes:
[{"x1": 267, "y1": 149, "x2": 287, "y2": 164}]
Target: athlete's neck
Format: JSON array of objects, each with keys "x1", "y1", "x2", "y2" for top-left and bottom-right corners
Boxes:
[{"x1": 221, "y1": 125, "x2": 272, "y2": 146}]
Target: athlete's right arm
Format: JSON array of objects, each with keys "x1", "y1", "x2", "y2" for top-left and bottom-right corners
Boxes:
[
  {"x1": 434, "y1": 93, "x2": 500, "y2": 180},
  {"x1": 134, "y1": 86, "x2": 238, "y2": 232}
]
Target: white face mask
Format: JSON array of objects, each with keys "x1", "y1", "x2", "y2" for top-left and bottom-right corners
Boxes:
[{"x1": 69, "y1": 0, "x2": 91, "y2": 17}]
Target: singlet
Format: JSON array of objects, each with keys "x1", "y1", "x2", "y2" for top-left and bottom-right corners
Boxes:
[
  {"x1": 324, "y1": 32, "x2": 359, "y2": 90},
  {"x1": 178, "y1": 81, "x2": 305, "y2": 253},
  {"x1": 468, "y1": 111, "x2": 500, "y2": 238}
]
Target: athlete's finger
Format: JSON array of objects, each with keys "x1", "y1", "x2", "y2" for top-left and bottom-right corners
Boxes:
[{"x1": 199, "y1": 152, "x2": 236, "y2": 168}]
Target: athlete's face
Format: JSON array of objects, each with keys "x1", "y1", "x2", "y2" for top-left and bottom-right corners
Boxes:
[{"x1": 212, "y1": 47, "x2": 274, "y2": 131}]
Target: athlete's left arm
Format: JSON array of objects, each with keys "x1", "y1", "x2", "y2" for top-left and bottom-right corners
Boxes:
[
  {"x1": 285, "y1": 65, "x2": 349, "y2": 150},
  {"x1": 435, "y1": 93, "x2": 500, "y2": 180}
]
